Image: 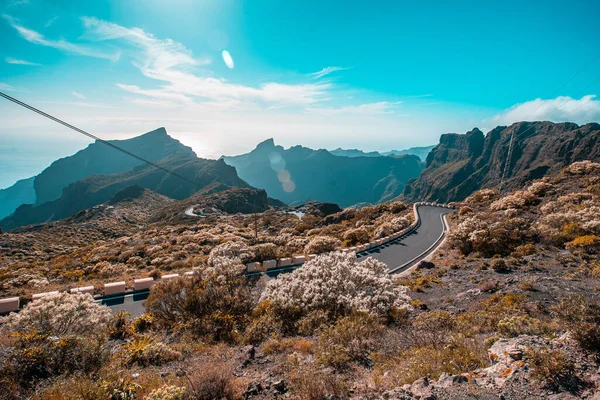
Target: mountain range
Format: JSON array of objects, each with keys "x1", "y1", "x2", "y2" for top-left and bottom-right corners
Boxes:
[
  {"x1": 402, "y1": 121, "x2": 600, "y2": 202},
  {"x1": 329, "y1": 145, "x2": 434, "y2": 161},
  {"x1": 221, "y1": 139, "x2": 424, "y2": 207}
]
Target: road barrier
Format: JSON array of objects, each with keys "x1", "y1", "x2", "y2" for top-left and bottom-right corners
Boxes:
[{"x1": 0, "y1": 202, "x2": 454, "y2": 313}]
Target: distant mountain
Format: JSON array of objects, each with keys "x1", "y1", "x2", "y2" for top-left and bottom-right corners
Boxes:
[
  {"x1": 34, "y1": 127, "x2": 196, "y2": 205},
  {"x1": 329, "y1": 148, "x2": 382, "y2": 157},
  {"x1": 0, "y1": 177, "x2": 35, "y2": 220},
  {"x1": 1, "y1": 134, "x2": 251, "y2": 230},
  {"x1": 402, "y1": 122, "x2": 600, "y2": 202},
  {"x1": 382, "y1": 145, "x2": 435, "y2": 161},
  {"x1": 0, "y1": 127, "x2": 196, "y2": 220},
  {"x1": 222, "y1": 138, "x2": 424, "y2": 207}
]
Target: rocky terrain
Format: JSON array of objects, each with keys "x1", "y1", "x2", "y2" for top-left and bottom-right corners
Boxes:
[
  {"x1": 403, "y1": 121, "x2": 600, "y2": 203},
  {"x1": 222, "y1": 138, "x2": 424, "y2": 207}
]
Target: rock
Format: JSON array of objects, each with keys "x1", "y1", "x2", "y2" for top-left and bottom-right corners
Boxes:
[
  {"x1": 272, "y1": 379, "x2": 287, "y2": 394},
  {"x1": 243, "y1": 381, "x2": 263, "y2": 397},
  {"x1": 506, "y1": 348, "x2": 523, "y2": 360},
  {"x1": 416, "y1": 261, "x2": 435, "y2": 270}
]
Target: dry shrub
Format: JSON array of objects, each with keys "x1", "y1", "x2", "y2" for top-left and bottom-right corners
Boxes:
[
  {"x1": 566, "y1": 235, "x2": 600, "y2": 254},
  {"x1": 144, "y1": 385, "x2": 186, "y2": 400},
  {"x1": 342, "y1": 227, "x2": 370, "y2": 246},
  {"x1": 287, "y1": 363, "x2": 348, "y2": 400},
  {"x1": 526, "y1": 346, "x2": 574, "y2": 390},
  {"x1": 252, "y1": 243, "x2": 278, "y2": 261},
  {"x1": 552, "y1": 296, "x2": 600, "y2": 353},
  {"x1": 145, "y1": 271, "x2": 255, "y2": 343},
  {"x1": 123, "y1": 336, "x2": 182, "y2": 366},
  {"x1": 497, "y1": 315, "x2": 552, "y2": 337},
  {"x1": 187, "y1": 362, "x2": 237, "y2": 400},
  {"x1": 304, "y1": 236, "x2": 342, "y2": 254},
  {"x1": 3, "y1": 331, "x2": 108, "y2": 387},
  {"x1": 491, "y1": 258, "x2": 510, "y2": 273},
  {"x1": 317, "y1": 313, "x2": 384, "y2": 370}
]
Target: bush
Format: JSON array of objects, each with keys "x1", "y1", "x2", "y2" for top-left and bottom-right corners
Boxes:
[
  {"x1": 1, "y1": 292, "x2": 112, "y2": 337},
  {"x1": 552, "y1": 296, "x2": 600, "y2": 353},
  {"x1": 260, "y1": 252, "x2": 411, "y2": 319},
  {"x1": 497, "y1": 315, "x2": 550, "y2": 337},
  {"x1": 4, "y1": 331, "x2": 108, "y2": 386},
  {"x1": 144, "y1": 385, "x2": 186, "y2": 400},
  {"x1": 287, "y1": 364, "x2": 348, "y2": 399},
  {"x1": 252, "y1": 243, "x2": 278, "y2": 261},
  {"x1": 491, "y1": 258, "x2": 510, "y2": 273},
  {"x1": 304, "y1": 236, "x2": 342, "y2": 254},
  {"x1": 123, "y1": 336, "x2": 181, "y2": 366},
  {"x1": 526, "y1": 346, "x2": 574, "y2": 390},
  {"x1": 342, "y1": 227, "x2": 370, "y2": 246},
  {"x1": 566, "y1": 235, "x2": 600, "y2": 254},
  {"x1": 208, "y1": 241, "x2": 254, "y2": 265},
  {"x1": 187, "y1": 362, "x2": 236, "y2": 400},
  {"x1": 317, "y1": 313, "x2": 384, "y2": 370},
  {"x1": 145, "y1": 267, "x2": 255, "y2": 342}
]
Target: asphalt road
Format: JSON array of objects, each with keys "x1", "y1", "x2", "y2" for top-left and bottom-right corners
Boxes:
[
  {"x1": 356, "y1": 205, "x2": 450, "y2": 273},
  {"x1": 105, "y1": 205, "x2": 450, "y2": 316}
]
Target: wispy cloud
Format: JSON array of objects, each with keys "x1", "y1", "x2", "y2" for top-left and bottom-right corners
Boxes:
[
  {"x1": 491, "y1": 95, "x2": 600, "y2": 125},
  {"x1": 5, "y1": 57, "x2": 40, "y2": 66},
  {"x1": 221, "y1": 50, "x2": 234, "y2": 69},
  {"x1": 0, "y1": 83, "x2": 15, "y2": 91},
  {"x1": 3, "y1": 14, "x2": 120, "y2": 61},
  {"x1": 310, "y1": 66, "x2": 350, "y2": 79},
  {"x1": 306, "y1": 101, "x2": 403, "y2": 116},
  {"x1": 82, "y1": 17, "x2": 332, "y2": 107},
  {"x1": 71, "y1": 91, "x2": 86, "y2": 100},
  {"x1": 44, "y1": 16, "x2": 58, "y2": 28}
]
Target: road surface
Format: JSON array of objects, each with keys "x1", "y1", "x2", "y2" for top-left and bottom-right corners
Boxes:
[
  {"x1": 105, "y1": 205, "x2": 451, "y2": 316},
  {"x1": 356, "y1": 205, "x2": 450, "y2": 273}
]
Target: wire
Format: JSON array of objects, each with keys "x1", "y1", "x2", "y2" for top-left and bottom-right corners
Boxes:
[{"x1": 0, "y1": 91, "x2": 265, "y2": 213}]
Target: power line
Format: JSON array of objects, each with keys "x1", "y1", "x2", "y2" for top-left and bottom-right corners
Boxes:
[{"x1": 0, "y1": 91, "x2": 267, "y2": 218}]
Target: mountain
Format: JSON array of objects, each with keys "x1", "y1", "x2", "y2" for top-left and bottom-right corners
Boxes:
[
  {"x1": 1, "y1": 152, "x2": 250, "y2": 231},
  {"x1": 402, "y1": 121, "x2": 600, "y2": 202},
  {"x1": 222, "y1": 138, "x2": 424, "y2": 207},
  {"x1": 33, "y1": 127, "x2": 197, "y2": 205},
  {"x1": 0, "y1": 127, "x2": 196, "y2": 219},
  {"x1": 382, "y1": 145, "x2": 435, "y2": 161},
  {"x1": 0, "y1": 177, "x2": 36, "y2": 219},
  {"x1": 329, "y1": 148, "x2": 382, "y2": 157}
]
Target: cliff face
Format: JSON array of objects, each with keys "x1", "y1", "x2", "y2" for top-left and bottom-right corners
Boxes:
[{"x1": 403, "y1": 122, "x2": 600, "y2": 202}]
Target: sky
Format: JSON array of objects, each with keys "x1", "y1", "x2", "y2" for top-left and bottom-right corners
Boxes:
[{"x1": 1, "y1": 0, "x2": 600, "y2": 189}]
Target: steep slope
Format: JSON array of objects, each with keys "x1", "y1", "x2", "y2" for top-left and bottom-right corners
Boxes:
[
  {"x1": 0, "y1": 156, "x2": 250, "y2": 230},
  {"x1": 222, "y1": 139, "x2": 423, "y2": 207},
  {"x1": 0, "y1": 176, "x2": 36, "y2": 219},
  {"x1": 382, "y1": 145, "x2": 435, "y2": 161},
  {"x1": 403, "y1": 121, "x2": 600, "y2": 202},
  {"x1": 33, "y1": 127, "x2": 196, "y2": 205}
]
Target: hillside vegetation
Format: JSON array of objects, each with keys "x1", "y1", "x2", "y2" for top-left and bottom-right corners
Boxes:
[{"x1": 1, "y1": 162, "x2": 599, "y2": 399}]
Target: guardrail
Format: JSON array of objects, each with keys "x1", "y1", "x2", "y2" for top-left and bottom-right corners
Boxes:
[{"x1": 0, "y1": 202, "x2": 454, "y2": 314}]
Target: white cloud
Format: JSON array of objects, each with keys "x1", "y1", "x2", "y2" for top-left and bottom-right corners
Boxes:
[
  {"x1": 221, "y1": 50, "x2": 234, "y2": 69},
  {"x1": 44, "y1": 16, "x2": 58, "y2": 28},
  {"x1": 82, "y1": 17, "x2": 332, "y2": 107},
  {"x1": 492, "y1": 95, "x2": 600, "y2": 126},
  {"x1": 71, "y1": 91, "x2": 86, "y2": 100},
  {"x1": 5, "y1": 57, "x2": 40, "y2": 66},
  {"x1": 3, "y1": 14, "x2": 120, "y2": 61},
  {"x1": 0, "y1": 83, "x2": 14, "y2": 91},
  {"x1": 310, "y1": 66, "x2": 350, "y2": 79},
  {"x1": 306, "y1": 101, "x2": 403, "y2": 116}
]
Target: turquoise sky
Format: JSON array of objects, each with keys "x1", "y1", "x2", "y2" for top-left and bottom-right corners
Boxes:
[{"x1": 1, "y1": 0, "x2": 599, "y2": 188}]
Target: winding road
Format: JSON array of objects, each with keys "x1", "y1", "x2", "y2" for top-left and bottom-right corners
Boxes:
[
  {"x1": 357, "y1": 205, "x2": 450, "y2": 273},
  {"x1": 104, "y1": 205, "x2": 451, "y2": 315}
]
